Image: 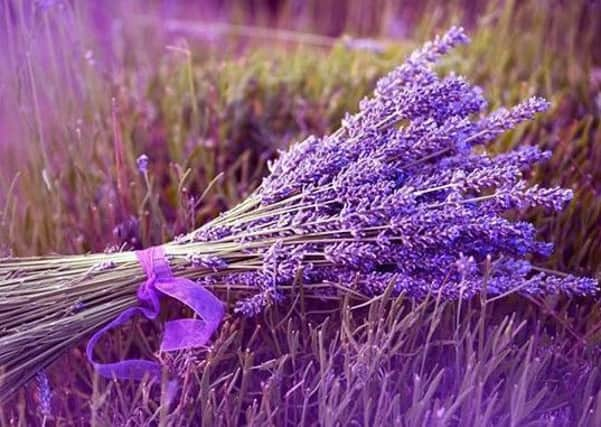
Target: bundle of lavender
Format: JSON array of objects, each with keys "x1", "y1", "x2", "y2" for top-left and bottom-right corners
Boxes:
[{"x1": 0, "y1": 27, "x2": 596, "y2": 401}]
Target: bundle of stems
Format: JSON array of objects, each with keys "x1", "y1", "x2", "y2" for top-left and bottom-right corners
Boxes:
[
  {"x1": 0, "y1": 199, "x2": 262, "y2": 399},
  {"x1": 0, "y1": 27, "x2": 596, "y2": 402}
]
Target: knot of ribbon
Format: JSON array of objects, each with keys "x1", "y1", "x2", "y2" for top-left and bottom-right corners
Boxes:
[{"x1": 86, "y1": 246, "x2": 224, "y2": 380}]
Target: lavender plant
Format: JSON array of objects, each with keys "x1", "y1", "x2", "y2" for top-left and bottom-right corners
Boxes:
[{"x1": 0, "y1": 27, "x2": 595, "y2": 402}]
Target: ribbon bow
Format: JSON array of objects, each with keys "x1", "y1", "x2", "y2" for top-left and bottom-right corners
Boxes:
[{"x1": 86, "y1": 246, "x2": 224, "y2": 380}]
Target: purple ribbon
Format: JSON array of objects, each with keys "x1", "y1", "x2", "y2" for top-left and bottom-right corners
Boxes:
[{"x1": 86, "y1": 246, "x2": 224, "y2": 380}]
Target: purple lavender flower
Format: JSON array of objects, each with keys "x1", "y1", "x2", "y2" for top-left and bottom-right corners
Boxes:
[
  {"x1": 187, "y1": 27, "x2": 597, "y2": 313},
  {"x1": 35, "y1": 371, "x2": 52, "y2": 418},
  {"x1": 136, "y1": 153, "x2": 149, "y2": 173},
  {"x1": 375, "y1": 26, "x2": 470, "y2": 99},
  {"x1": 187, "y1": 254, "x2": 228, "y2": 271},
  {"x1": 234, "y1": 288, "x2": 283, "y2": 317}
]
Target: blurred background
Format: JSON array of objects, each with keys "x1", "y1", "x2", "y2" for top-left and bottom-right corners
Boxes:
[
  {"x1": 1, "y1": 0, "x2": 599, "y2": 264},
  {"x1": 2, "y1": 1, "x2": 601, "y2": 425}
]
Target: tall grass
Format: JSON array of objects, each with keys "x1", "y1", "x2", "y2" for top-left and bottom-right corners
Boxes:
[{"x1": 1, "y1": 0, "x2": 600, "y2": 425}]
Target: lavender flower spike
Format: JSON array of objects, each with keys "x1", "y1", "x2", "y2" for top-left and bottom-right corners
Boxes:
[{"x1": 191, "y1": 26, "x2": 596, "y2": 314}]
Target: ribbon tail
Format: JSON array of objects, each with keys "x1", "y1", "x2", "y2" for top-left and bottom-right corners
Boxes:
[
  {"x1": 155, "y1": 278, "x2": 224, "y2": 352},
  {"x1": 93, "y1": 359, "x2": 162, "y2": 381},
  {"x1": 86, "y1": 246, "x2": 225, "y2": 380},
  {"x1": 161, "y1": 319, "x2": 215, "y2": 352},
  {"x1": 86, "y1": 305, "x2": 162, "y2": 381}
]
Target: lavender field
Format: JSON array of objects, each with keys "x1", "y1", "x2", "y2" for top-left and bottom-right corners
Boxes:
[{"x1": 1, "y1": 1, "x2": 601, "y2": 426}]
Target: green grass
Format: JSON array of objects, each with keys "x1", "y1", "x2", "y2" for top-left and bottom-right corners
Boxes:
[{"x1": 1, "y1": 0, "x2": 600, "y2": 425}]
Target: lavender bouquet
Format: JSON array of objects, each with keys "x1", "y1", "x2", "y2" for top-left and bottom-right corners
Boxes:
[{"x1": 0, "y1": 27, "x2": 596, "y2": 401}]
